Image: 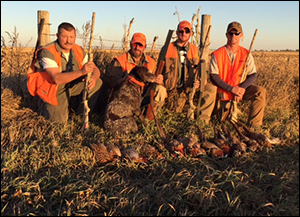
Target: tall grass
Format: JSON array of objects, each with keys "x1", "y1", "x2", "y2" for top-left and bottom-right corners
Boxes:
[{"x1": 1, "y1": 29, "x2": 299, "y2": 216}]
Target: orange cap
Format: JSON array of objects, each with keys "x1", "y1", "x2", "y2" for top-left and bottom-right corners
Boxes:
[
  {"x1": 177, "y1": 20, "x2": 192, "y2": 31},
  {"x1": 131, "y1": 33, "x2": 146, "y2": 46}
]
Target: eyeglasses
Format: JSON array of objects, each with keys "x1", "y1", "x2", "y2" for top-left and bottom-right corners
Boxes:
[
  {"x1": 228, "y1": 32, "x2": 241, "y2": 36},
  {"x1": 179, "y1": 29, "x2": 191, "y2": 34}
]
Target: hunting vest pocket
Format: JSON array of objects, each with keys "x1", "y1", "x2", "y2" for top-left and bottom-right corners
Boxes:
[
  {"x1": 27, "y1": 70, "x2": 58, "y2": 106},
  {"x1": 36, "y1": 74, "x2": 58, "y2": 106}
]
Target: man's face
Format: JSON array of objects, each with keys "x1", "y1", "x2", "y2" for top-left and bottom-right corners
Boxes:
[
  {"x1": 56, "y1": 28, "x2": 76, "y2": 51},
  {"x1": 177, "y1": 27, "x2": 192, "y2": 43},
  {"x1": 130, "y1": 42, "x2": 146, "y2": 59},
  {"x1": 226, "y1": 29, "x2": 243, "y2": 45}
]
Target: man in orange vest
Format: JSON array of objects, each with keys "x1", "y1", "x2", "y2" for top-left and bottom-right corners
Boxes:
[
  {"x1": 27, "y1": 22, "x2": 102, "y2": 124},
  {"x1": 160, "y1": 20, "x2": 217, "y2": 123},
  {"x1": 210, "y1": 21, "x2": 266, "y2": 127},
  {"x1": 106, "y1": 32, "x2": 166, "y2": 118}
]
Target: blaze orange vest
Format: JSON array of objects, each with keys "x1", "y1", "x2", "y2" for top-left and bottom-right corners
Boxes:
[
  {"x1": 213, "y1": 46, "x2": 248, "y2": 101},
  {"x1": 165, "y1": 42, "x2": 199, "y2": 60},
  {"x1": 115, "y1": 53, "x2": 156, "y2": 73},
  {"x1": 27, "y1": 43, "x2": 84, "y2": 105},
  {"x1": 163, "y1": 42, "x2": 199, "y2": 90}
]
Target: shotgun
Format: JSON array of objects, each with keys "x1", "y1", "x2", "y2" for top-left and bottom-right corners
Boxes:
[
  {"x1": 83, "y1": 12, "x2": 96, "y2": 130},
  {"x1": 146, "y1": 29, "x2": 174, "y2": 121},
  {"x1": 229, "y1": 29, "x2": 258, "y2": 122},
  {"x1": 146, "y1": 29, "x2": 174, "y2": 139},
  {"x1": 187, "y1": 25, "x2": 211, "y2": 120}
]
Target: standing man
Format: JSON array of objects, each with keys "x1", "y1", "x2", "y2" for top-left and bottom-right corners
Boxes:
[
  {"x1": 210, "y1": 21, "x2": 266, "y2": 127},
  {"x1": 106, "y1": 32, "x2": 166, "y2": 118},
  {"x1": 27, "y1": 22, "x2": 102, "y2": 124},
  {"x1": 159, "y1": 20, "x2": 217, "y2": 123}
]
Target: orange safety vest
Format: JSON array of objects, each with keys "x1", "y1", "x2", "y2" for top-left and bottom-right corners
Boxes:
[
  {"x1": 165, "y1": 42, "x2": 199, "y2": 60},
  {"x1": 115, "y1": 53, "x2": 156, "y2": 73},
  {"x1": 213, "y1": 46, "x2": 248, "y2": 101},
  {"x1": 164, "y1": 42, "x2": 199, "y2": 90},
  {"x1": 27, "y1": 43, "x2": 84, "y2": 105}
]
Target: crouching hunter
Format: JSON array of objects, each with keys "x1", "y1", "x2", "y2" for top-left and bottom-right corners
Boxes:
[{"x1": 27, "y1": 22, "x2": 102, "y2": 124}]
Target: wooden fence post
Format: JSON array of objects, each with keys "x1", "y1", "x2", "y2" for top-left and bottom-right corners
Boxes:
[
  {"x1": 38, "y1": 10, "x2": 50, "y2": 47},
  {"x1": 200, "y1": 14, "x2": 211, "y2": 70}
]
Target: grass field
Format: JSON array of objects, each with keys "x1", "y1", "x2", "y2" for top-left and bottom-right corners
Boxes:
[{"x1": 1, "y1": 38, "x2": 299, "y2": 215}]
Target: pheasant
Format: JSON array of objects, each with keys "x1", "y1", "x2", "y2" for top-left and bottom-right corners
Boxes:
[
  {"x1": 234, "y1": 119, "x2": 280, "y2": 148},
  {"x1": 180, "y1": 134, "x2": 206, "y2": 158},
  {"x1": 220, "y1": 122, "x2": 247, "y2": 156},
  {"x1": 140, "y1": 144, "x2": 164, "y2": 160},
  {"x1": 163, "y1": 137, "x2": 185, "y2": 158},
  {"x1": 90, "y1": 142, "x2": 121, "y2": 164},
  {"x1": 121, "y1": 147, "x2": 148, "y2": 164},
  {"x1": 213, "y1": 126, "x2": 231, "y2": 157},
  {"x1": 230, "y1": 120, "x2": 261, "y2": 152},
  {"x1": 198, "y1": 126, "x2": 224, "y2": 158}
]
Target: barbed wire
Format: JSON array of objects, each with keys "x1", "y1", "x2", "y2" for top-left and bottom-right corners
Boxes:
[{"x1": 47, "y1": 33, "x2": 165, "y2": 49}]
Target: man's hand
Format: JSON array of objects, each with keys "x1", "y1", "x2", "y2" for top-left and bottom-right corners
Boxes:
[
  {"x1": 193, "y1": 79, "x2": 207, "y2": 89},
  {"x1": 232, "y1": 86, "x2": 245, "y2": 102},
  {"x1": 232, "y1": 86, "x2": 245, "y2": 97},
  {"x1": 82, "y1": 61, "x2": 95, "y2": 75},
  {"x1": 87, "y1": 77, "x2": 97, "y2": 90},
  {"x1": 155, "y1": 74, "x2": 164, "y2": 85}
]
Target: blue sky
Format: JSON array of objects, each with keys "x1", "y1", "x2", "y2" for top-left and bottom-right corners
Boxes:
[{"x1": 1, "y1": 1, "x2": 299, "y2": 51}]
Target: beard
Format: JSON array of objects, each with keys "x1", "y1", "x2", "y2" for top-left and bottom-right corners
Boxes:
[{"x1": 131, "y1": 49, "x2": 142, "y2": 58}]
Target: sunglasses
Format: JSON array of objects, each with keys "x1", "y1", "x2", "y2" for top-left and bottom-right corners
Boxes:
[
  {"x1": 179, "y1": 29, "x2": 191, "y2": 34},
  {"x1": 228, "y1": 32, "x2": 241, "y2": 36}
]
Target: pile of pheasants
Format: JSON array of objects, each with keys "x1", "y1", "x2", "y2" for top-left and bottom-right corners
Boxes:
[{"x1": 90, "y1": 119, "x2": 280, "y2": 165}]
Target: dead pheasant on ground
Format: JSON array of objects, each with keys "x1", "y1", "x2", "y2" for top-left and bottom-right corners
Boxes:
[
  {"x1": 90, "y1": 142, "x2": 121, "y2": 165},
  {"x1": 198, "y1": 126, "x2": 224, "y2": 158},
  {"x1": 121, "y1": 146, "x2": 149, "y2": 164}
]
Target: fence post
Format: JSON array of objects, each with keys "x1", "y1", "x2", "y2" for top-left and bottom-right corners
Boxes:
[
  {"x1": 200, "y1": 14, "x2": 211, "y2": 70},
  {"x1": 37, "y1": 10, "x2": 50, "y2": 47}
]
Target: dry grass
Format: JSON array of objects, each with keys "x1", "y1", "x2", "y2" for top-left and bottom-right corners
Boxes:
[{"x1": 1, "y1": 34, "x2": 299, "y2": 216}]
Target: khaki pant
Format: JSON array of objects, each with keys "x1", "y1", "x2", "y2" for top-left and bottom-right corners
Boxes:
[
  {"x1": 215, "y1": 85, "x2": 266, "y2": 126},
  {"x1": 40, "y1": 78, "x2": 102, "y2": 124},
  {"x1": 156, "y1": 83, "x2": 217, "y2": 123},
  {"x1": 197, "y1": 83, "x2": 217, "y2": 123}
]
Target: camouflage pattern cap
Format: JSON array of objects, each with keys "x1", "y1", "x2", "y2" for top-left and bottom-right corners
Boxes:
[
  {"x1": 227, "y1": 21, "x2": 243, "y2": 33},
  {"x1": 131, "y1": 33, "x2": 146, "y2": 46}
]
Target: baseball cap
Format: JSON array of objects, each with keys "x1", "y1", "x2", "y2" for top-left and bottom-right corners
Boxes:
[
  {"x1": 131, "y1": 33, "x2": 146, "y2": 46},
  {"x1": 227, "y1": 21, "x2": 243, "y2": 33},
  {"x1": 177, "y1": 20, "x2": 192, "y2": 31}
]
